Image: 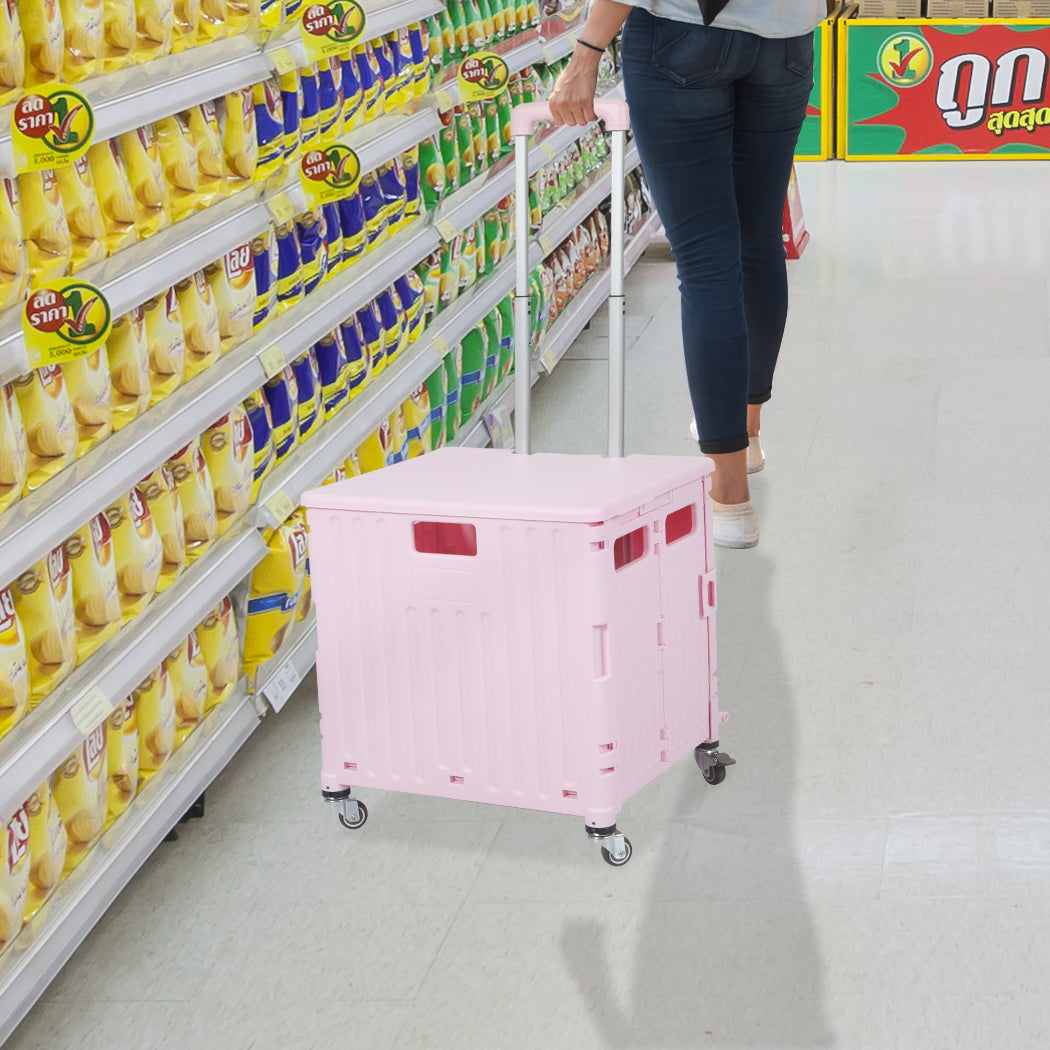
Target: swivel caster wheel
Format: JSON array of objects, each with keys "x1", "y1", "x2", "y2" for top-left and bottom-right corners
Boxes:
[
  {"x1": 338, "y1": 801, "x2": 368, "y2": 830},
  {"x1": 601, "y1": 836, "x2": 633, "y2": 867},
  {"x1": 702, "y1": 765, "x2": 726, "y2": 786},
  {"x1": 695, "y1": 741, "x2": 735, "y2": 786}
]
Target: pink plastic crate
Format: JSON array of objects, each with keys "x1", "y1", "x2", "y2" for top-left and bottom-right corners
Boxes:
[{"x1": 303, "y1": 446, "x2": 724, "y2": 845}]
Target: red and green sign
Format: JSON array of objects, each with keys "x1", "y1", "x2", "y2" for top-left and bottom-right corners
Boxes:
[
  {"x1": 839, "y1": 20, "x2": 1050, "y2": 159},
  {"x1": 796, "y1": 20, "x2": 834, "y2": 161}
]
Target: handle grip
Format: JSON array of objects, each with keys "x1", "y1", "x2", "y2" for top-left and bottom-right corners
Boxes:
[{"x1": 510, "y1": 98, "x2": 630, "y2": 136}]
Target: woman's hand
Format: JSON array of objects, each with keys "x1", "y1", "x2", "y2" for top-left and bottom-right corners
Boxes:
[{"x1": 548, "y1": 45, "x2": 603, "y2": 127}]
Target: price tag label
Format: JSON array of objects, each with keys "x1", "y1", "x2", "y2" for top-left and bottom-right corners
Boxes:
[
  {"x1": 539, "y1": 234, "x2": 554, "y2": 256},
  {"x1": 260, "y1": 343, "x2": 286, "y2": 379},
  {"x1": 11, "y1": 88, "x2": 95, "y2": 172},
  {"x1": 299, "y1": 1, "x2": 366, "y2": 61},
  {"x1": 265, "y1": 656, "x2": 304, "y2": 713},
  {"x1": 541, "y1": 346, "x2": 558, "y2": 373},
  {"x1": 70, "y1": 686, "x2": 112, "y2": 736},
  {"x1": 299, "y1": 142, "x2": 361, "y2": 207},
  {"x1": 483, "y1": 407, "x2": 514, "y2": 449},
  {"x1": 265, "y1": 489, "x2": 297, "y2": 524},
  {"x1": 435, "y1": 89, "x2": 455, "y2": 111},
  {"x1": 431, "y1": 333, "x2": 449, "y2": 357},
  {"x1": 268, "y1": 191, "x2": 297, "y2": 226},
  {"x1": 435, "y1": 217, "x2": 458, "y2": 241},
  {"x1": 270, "y1": 47, "x2": 298, "y2": 76},
  {"x1": 23, "y1": 280, "x2": 112, "y2": 368},
  {"x1": 540, "y1": 141, "x2": 557, "y2": 160},
  {"x1": 458, "y1": 52, "x2": 511, "y2": 103}
]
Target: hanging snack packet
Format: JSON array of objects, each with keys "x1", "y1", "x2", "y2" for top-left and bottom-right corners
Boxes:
[
  {"x1": 118, "y1": 126, "x2": 174, "y2": 239},
  {"x1": 167, "y1": 629, "x2": 208, "y2": 744},
  {"x1": 54, "y1": 157, "x2": 108, "y2": 275},
  {"x1": 0, "y1": 587, "x2": 30, "y2": 740},
  {"x1": 416, "y1": 251, "x2": 441, "y2": 325},
  {"x1": 242, "y1": 513, "x2": 308, "y2": 668},
  {"x1": 320, "y1": 201, "x2": 342, "y2": 276},
  {"x1": 198, "y1": 0, "x2": 229, "y2": 42},
  {"x1": 0, "y1": 382, "x2": 29, "y2": 514},
  {"x1": 0, "y1": 179, "x2": 28, "y2": 315},
  {"x1": 16, "y1": 0, "x2": 63, "y2": 87},
  {"x1": 155, "y1": 112, "x2": 202, "y2": 223},
  {"x1": 135, "y1": 0, "x2": 174, "y2": 59},
  {"x1": 105, "y1": 696, "x2": 137, "y2": 823},
  {"x1": 376, "y1": 287, "x2": 407, "y2": 365},
  {"x1": 0, "y1": 804, "x2": 29, "y2": 949},
  {"x1": 312, "y1": 331, "x2": 349, "y2": 420},
  {"x1": 58, "y1": 0, "x2": 104, "y2": 81},
  {"x1": 205, "y1": 242, "x2": 254, "y2": 352},
  {"x1": 219, "y1": 87, "x2": 258, "y2": 186},
  {"x1": 352, "y1": 43, "x2": 382, "y2": 125},
  {"x1": 262, "y1": 366, "x2": 298, "y2": 462},
  {"x1": 226, "y1": 0, "x2": 260, "y2": 33},
  {"x1": 171, "y1": 0, "x2": 199, "y2": 52},
  {"x1": 424, "y1": 362, "x2": 446, "y2": 451},
  {"x1": 355, "y1": 420, "x2": 391, "y2": 473},
  {"x1": 279, "y1": 67, "x2": 302, "y2": 159},
  {"x1": 144, "y1": 287, "x2": 186, "y2": 406},
  {"x1": 176, "y1": 270, "x2": 221, "y2": 380},
  {"x1": 185, "y1": 101, "x2": 228, "y2": 209},
  {"x1": 274, "y1": 221, "x2": 304, "y2": 312},
  {"x1": 165, "y1": 440, "x2": 217, "y2": 560},
  {"x1": 289, "y1": 351, "x2": 321, "y2": 442},
  {"x1": 102, "y1": 0, "x2": 136, "y2": 71},
  {"x1": 260, "y1": 0, "x2": 281, "y2": 27},
  {"x1": 25, "y1": 777, "x2": 67, "y2": 919},
  {"x1": 243, "y1": 389, "x2": 274, "y2": 495},
  {"x1": 317, "y1": 57, "x2": 342, "y2": 137},
  {"x1": 87, "y1": 139, "x2": 139, "y2": 255},
  {"x1": 106, "y1": 486, "x2": 163, "y2": 621},
  {"x1": 394, "y1": 271, "x2": 423, "y2": 343},
  {"x1": 201, "y1": 405, "x2": 253, "y2": 533},
  {"x1": 402, "y1": 385, "x2": 431, "y2": 459},
  {"x1": 252, "y1": 226, "x2": 278, "y2": 330},
  {"x1": 377, "y1": 158, "x2": 407, "y2": 230},
  {"x1": 337, "y1": 190, "x2": 366, "y2": 266},
  {"x1": 401, "y1": 149, "x2": 421, "y2": 225},
  {"x1": 358, "y1": 172, "x2": 387, "y2": 249},
  {"x1": 355, "y1": 300, "x2": 385, "y2": 380},
  {"x1": 339, "y1": 316, "x2": 368, "y2": 398},
  {"x1": 13, "y1": 366, "x2": 77, "y2": 493},
  {"x1": 18, "y1": 170, "x2": 72, "y2": 284},
  {"x1": 134, "y1": 663, "x2": 176, "y2": 781},
  {"x1": 482, "y1": 309, "x2": 500, "y2": 398},
  {"x1": 443, "y1": 343, "x2": 462, "y2": 444},
  {"x1": 253, "y1": 75, "x2": 286, "y2": 181},
  {"x1": 459, "y1": 321, "x2": 487, "y2": 425},
  {"x1": 300, "y1": 64, "x2": 320, "y2": 145},
  {"x1": 65, "y1": 512, "x2": 121, "y2": 664},
  {"x1": 63, "y1": 348, "x2": 112, "y2": 457},
  {"x1": 417, "y1": 135, "x2": 445, "y2": 213},
  {"x1": 296, "y1": 211, "x2": 326, "y2": 297},
  {"x1": 340, "y1": 52, "x2": 363, "y2": 131},
  {"x1": 0, "y1": 1, "x2": 25, "y2": 106},
  {"x1": 496, "y1": 293, "x2": 514, "y2": 378},
  {"x1": 105, "y1": 307, "x2": 151, "y2": 431},
  {"x1": 139, "y1": 465, "x2": 185, "y2": 592},
  {"x1": 12, "y1": 547, "x2": 76, "y2": 707},
  {"x1": 55, "y1": 719, "x2": 108, "y2": 873},
  {"x1": 196, "y1": 595, "x2": 238, "y2": 712}
]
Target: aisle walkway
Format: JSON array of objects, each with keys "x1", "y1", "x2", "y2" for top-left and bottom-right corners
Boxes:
[{"x1": 8, "y1": 162, "x2": 1050, "y2": 1050}]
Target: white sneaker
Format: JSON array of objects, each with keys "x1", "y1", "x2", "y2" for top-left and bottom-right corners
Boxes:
[
  {"x1": 690, "y1": 419, "x2": 765, "y2": 474},
  {"x1": 710, "y1": 498, "x2": 759, "y2": 549}
]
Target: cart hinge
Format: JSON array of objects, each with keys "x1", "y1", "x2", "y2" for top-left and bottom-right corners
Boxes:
[{"x1": 656, "y1": 617, "x2": 666, "y2": 648}]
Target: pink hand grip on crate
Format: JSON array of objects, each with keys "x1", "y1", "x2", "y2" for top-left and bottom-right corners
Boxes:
[{"x1": 510, "y1": 99, "x2": 630, "y2": 136}]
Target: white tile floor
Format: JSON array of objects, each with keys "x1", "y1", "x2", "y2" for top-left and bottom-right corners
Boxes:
[{"x1": 8, "y1": 161, "x2": 1050, "y2": 1050}]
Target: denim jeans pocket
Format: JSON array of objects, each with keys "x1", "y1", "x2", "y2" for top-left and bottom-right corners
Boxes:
[
  {"x1": 651, "y1": 21, "x2": 733, "y2": 87},
  {"x1": 785, "y1": 33, "x2": 815, "y2": 78}
]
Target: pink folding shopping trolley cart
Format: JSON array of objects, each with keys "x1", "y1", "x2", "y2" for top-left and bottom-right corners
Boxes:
[{"x1": 302, "y1": 100, "x2": 733, "y2": 866}]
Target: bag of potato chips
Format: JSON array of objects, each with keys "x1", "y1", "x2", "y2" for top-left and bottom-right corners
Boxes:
[
  {"x1": 185, "y1": 101, "x2": 228, "y2": 209},
  {"x1": 138, "y1": 465, "x2": 185, "y2": 593},
  {"x1": 0, "y1": 382, "x2": 28, "y2": 514},
  {"x1": 87, "y1": 139, "x2": 139, "y2": 256},
  {"x1": 243, "y1": 389, "x2": 274, "y2": 496},
  {"x1": 243, "y1": 513, "x2": 308, "y2": 668},
  {"x1": 105, "y1": 486, "x2": 163, "y2": 623},
  {"x1": 103, "y1": 0, "x2": 136, "y2": 71},
  {"x1": 252, "y1": 226, "x2": 278, "y2": 331},
  {"x1": 16, "y1": 0, "x2": 63, "y2": 87},
  {"x1": 0, "y1": 1, "x2": 25, "y2": 107},
  {"x1": 0, "y1": 803, "x2": 29, "y2": 950},
  {"x1": 19, "y1": 170, "x2": 73, "y2": 284},
  {"x1": 219, "y1": 87, "x2": 258, "y2": 187},
  {"x1": 105, "y1": 695, "x2": 137, "y2": 823},
  {"x1": 118, "y1": 125, "x2": 173, "y2": 240},
  {"x1": 167, "y1": 629, "x2": 208, "y2": 745},
  {"x1": 25, "y1": 776, "x2": 67, "y2": 920},
  {"x1": 0, "y1": 587, "x2": 30, "y2": 741},
  {"x1": 106, "y1": 307, "x2": 152, "y2": 431},
  {"x1": 197, "y1": 595, "x2": 238, "y2": 711},
  {"x1": 171, "y1": 0, "x2": 199, "y2": 51},
  {"x1": 166, "y1": 440, "x2": 217, "y2": 560},
  {"x1": 176, "y1": 270, "x2": 221, "y2": 380},
  {"x1": 198, "y1": 0, "x2": 228, "y2": 42},
  {"x1": 55, "y1": 156, "x2": 108, "y2": 275},
  {"x1": 201, "y1": 406, "x2": 253, "y2": 534},
  {"x1": 62, "y1": 348, "x2": 113, "y2": 458},
  {"x1": 253, "y1": 75, "x2": 286, "y2": 181},
  {"x1": 226, "y1": 0, "x2": 259, "y2": 32},
  {"x1": 155, "y1": 112, "x2": 201, "y2": 223},
  {"x1": 58, "y1": 0, "x2": 104, "y2": 82},
  {"x1": 12, "y1": 547, "x2": 76, "y2": 707},
  {"x1": 0, "y1": 179, "x2": 29, "y2": 315},
  {"x1": 55, "y1": 720, "x2": 108, "y2": 873},
  {"x1": 134, "y1": 663, "x2": 176, "y2": 781},
  {"x1": 144, "y1": 287, "x2": 186, "y2": 406},
  {"x1": 205, "y1": 242, "x2": 254, "y2": 353},
  {"x1": 262, "y1": 366, "x2": 298, "y2": 462},
  {"x1": 65, "y1": 512, "x2": 121, "y2": 664},
  {"x1": 135, "y1": 0, "x2": 174, "y2": 59},
  {"x1": 13, "y1": 366, "x2": 77, "y2": 493}
]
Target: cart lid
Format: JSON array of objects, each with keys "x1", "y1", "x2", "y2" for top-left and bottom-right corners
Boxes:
[{"x1": 302, "y1": 447, "x2": 712, "y2": 524}]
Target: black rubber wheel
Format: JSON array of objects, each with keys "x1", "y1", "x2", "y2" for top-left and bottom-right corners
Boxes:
[
  {"x1": 601, "y1": 836, "x2": 633, "y2": 867},
  {"x1": 337, "y1": 801, "x2": 368, "y2": 830},
  {"x1": 703, "y1": 764, "x2": 727, "y2": 786}
]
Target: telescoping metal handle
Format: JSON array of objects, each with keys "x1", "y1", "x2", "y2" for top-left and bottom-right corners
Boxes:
[{"x1": 512, "y1": 99, "x2": 630, "y2": 458}]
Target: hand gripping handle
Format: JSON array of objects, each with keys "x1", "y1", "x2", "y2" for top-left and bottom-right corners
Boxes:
[{"x1": 510, "y1": 98, "x2": 630, "y2": 136}]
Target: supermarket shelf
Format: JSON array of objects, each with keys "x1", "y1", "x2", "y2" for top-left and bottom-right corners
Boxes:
[
  {"x1": 0, "y1": 684, "x2": 260, "y2": 1046},
  {"x1": 0, "y1": 526, "x2": 267, "y2": 824},
  {"x1": 435, "y1": 35, "x2": 546, "y2": 108},
  {"x1": 341, "y1": 108, "x2": 443, "y2": 176},
  {"x1": 253, "y1": 612, "x2": 318, "y2": 713}
]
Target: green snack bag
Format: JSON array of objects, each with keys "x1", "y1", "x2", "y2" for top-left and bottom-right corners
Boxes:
[
  {"x1": 439, "y1": 237, "x2": 459, "y2": 310},
  {"x1": 416, "y1": 251, "x2": 442, "y2": 324},
  {"x1": 489, "y1": 0, "x2": 505, "y2": 41},
  {"x1": 468, "y1": 102, "x2": 487, "y2": 176},
  {"x1": 571, "y1": 144, "x2": 584, "y2": 188},
  {"x1": 507, "y1": 74, "x2": 523, "y2": 111},
  {"x1": 456, "y1": 109, "x2": 475, "y2": 187},
  {"x1": 515, "y1": 0, "x2": 529, "y2": 38},
  {"x1": 498, "y1": 195, "x2": 514, "y2": 261},
  {"x1": 463, "y1": 0, "x2": 486, "y2": 52},
  {"x1": 418, "y1": 134, "x2": 446, "y2": 210},
  {"x1": 520, "y1": 66, "x2": 535, "y2": 104},
  {"x1": 439, "y1": 116, "x2": 460, "y2": 188},
  {"x1": 482, "y1": 309, "x2": 501, "y2": 398},
  {"x1": 496, "y1": 293, "x2": 515, "y2": 378},
  {"x1": 483, "y1": 208, "x2": 500, "y2": 276},
  {"x1": 529, "y1": 185, "x2": 542, "y2": 231},
  {"x1": 528, "y1": 268, "x2": 546, "y2": 348},
  {"x1": 475, "y1": 0, "x2": 494, "y2": 45},
  {"x1": 484, "y1": 100, "x2": 500, "y2": 162},
  {"x1": 443, "y1": 345, "x2": 462, "y2": 443},
  {"x1": 425, "y1": 363, "x2": 447, "y2": 450},
  {"x1": 503, "y1": 0, "x2": 517, "y2": 36},
  {"x1": 447, "y1": 0, "x2": 470, "y2": 57},
  {"x1": 497, "y1": 89, "x2": 513, "y2": 156},
  {"x1": 459, "y1": 322, "x2": 488, "y2": 425}
]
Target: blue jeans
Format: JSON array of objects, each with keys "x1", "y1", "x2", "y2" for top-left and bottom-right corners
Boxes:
[{"x1": 621, "y1": 9, "x2": 814, "y2": 454}]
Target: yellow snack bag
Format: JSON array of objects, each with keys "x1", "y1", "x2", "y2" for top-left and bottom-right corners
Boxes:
[
  {"x1": 185, "y1": 101, "x2": 228, "y2": 209},
  {"x1": 134, "y1": 663, "x2": 176, "y2": 780},
  {"x1": 165, "y1": 440, "x2": 217, "y2": 560},
  {"x1": 226, "y1": 0, "x2": 259, "y2": 32},
  {"x1": 25, "y1": 777, "x2": 67, "y2": 920},
  {"x1": 343, "y1": 450, "x2": 361, "y2": 477},
  {"x1": 136, "y1": 0, "x2": 174, "y2": 59},
  {"x1": 54, "y1": 720, "x2": 108, "y2": 873},
  {"x1": 54, "y1": 156, "x2": 108, "y2": 275},
  {"x1": 0, "y1": 179, "x2": 29, "y2": 314},
  {"x1": 218, "y1": 87, "x2": 258, "y2": 187},
  {"x1": 62, "y1": 348, "x2": 113, "y2": 457},
  {"x1": 0, "y1": 1, "x2": 26, "y2": 107},
  {"x1": 402, "y1": 385, "x2": 431, "y2": 459},
  {"x1": 64, "y1": 512, "x2": 121, "y2": 663},
  {"x1": 12, "y1": 366, "x2": 77, "y2": 493},
  {"x1": 196, "y1": 595, "x2": 238, "y2": 711},
  {"x1": 0, "y1": 587, "x2": 30, "y2": 740},
  {"x1": 144, "y1": 287, "x2": 186, "y2": 406},
  {"x1": 87, "y1": 139, "x2": 139, "y2": 256},
  {"x1": 205, "y1": 241, "x2": 254, "y2": 353},
  {"x1": 356, "y1": 421, "x2": 391, "y2": 474},
  {"x1": 251, "y1": 226, "x2": 277, "y2": 331},
  {"x1": 166, "y1": 629, "x2": 207, "y2": 745},
  {"x1": 105, "y1": 486, "x2": 163, "y2": 622},
  {"x1": 58, "y1": 0, "x2": 104, "y2": 81},
  {"x1": 0, "y1": 803, "x2": 29, "y2": 950},
  {"x1": 138, "y1": 465, "x2": 186, "y2": 593},
  {"x1": 171, "y1": 0, "x2": 199, "y2": 51},
  {"x1": 201, "y1": 405, "x2": 253, "y2": 534},
  {"x1": 18, "y1": 170, "x2": 73, "y2": 284},
  {"x1": 102, "y1": 0, "x2": 137, "y2": 71},
  {"x1": 243, "y1": 389, "x2": 273, "y2": 496},
  {"x1": 16, "y1": 0, "x2": 63, "y2": 87},
  {"x1": 0, "y1": 382, "x2": 29, "y2": 514},
  {"x1": 294, "y1": 511, "x2": 311, "y2": 622},
  {"x1": 243, "y1": 512, "x2": 307, "y2": 669},
  {"x1": 118, "y1": 125, "x2": 174, "y2": 240},
  {"x1": 198, "y1": 0, "x2": 228, "y2": 41},
  {"x1": 105, "y1": 695, "x2": 137, "y2": 822},
  {"x1": 12, "y1": 547, "x2": 76, "y2": 707},
  {"x1": 155, "y1": 112, "x2": 200, "y2": 223},
  {"x1": 106, "y1": 306, "x2": 151, "y2": 430},
  {"x1": 176, "y1": 270, "x2": 220, "y2": 380}
]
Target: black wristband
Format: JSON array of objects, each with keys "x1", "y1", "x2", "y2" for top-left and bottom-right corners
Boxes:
[{"x1": 575, "y1": 37, "x2": 605, "y2": 53}]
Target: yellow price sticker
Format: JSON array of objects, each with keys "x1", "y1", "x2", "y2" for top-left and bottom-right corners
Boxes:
[
  {"x1": 11, "y1": 87, "x2": 95, "y2": 172},
  {"x1": 70, "y1": 686, "x2": 112, "y2": 736},
  {"x1": 299, "y1": 142, "x2": 361, "y2": 208},
  {"x1": 435, "y1": 89, "x2": 455, "y2": 111},
  {"x1": 540, "y1": 141, "x2": 557, "y2": 160},
  {"x1": 268, "y1": 191, "x2": 297, "y2": 225},
  {"x1": 431, "y1": 333, "x2": 449, "y2": 357},
  {"x1": 299, "y1": 1, "x2": 367, "y2": 61},
  {"x1": 539, "y1": 234, "x2": 554, "y2": 256},
  {"x1": 541, "y1": 347, "x2": 558, "y2": 373},
  {"x1": 458, "y1": 52, "x2": 511, "y2": 103},
  {"x1": 260, "y1": 343, "x2": 286, "y2": 378},
  {"x1": 265, "y1": 489, "x2": 296, "y2": 524},
  {"x1": 435, "y1": 217, "x2": 458, "y2": 241},
  {"x1": 23, "y1": 280, "x2": 112, "y2": 368},
  {"x1": 271, "y1": 47, "x2": 299, "y2": 76}
]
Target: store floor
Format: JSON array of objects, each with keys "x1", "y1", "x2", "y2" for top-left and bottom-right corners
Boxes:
[{"x1": 9, "y1": 161, "x2": 1050, "y2": 1050}]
